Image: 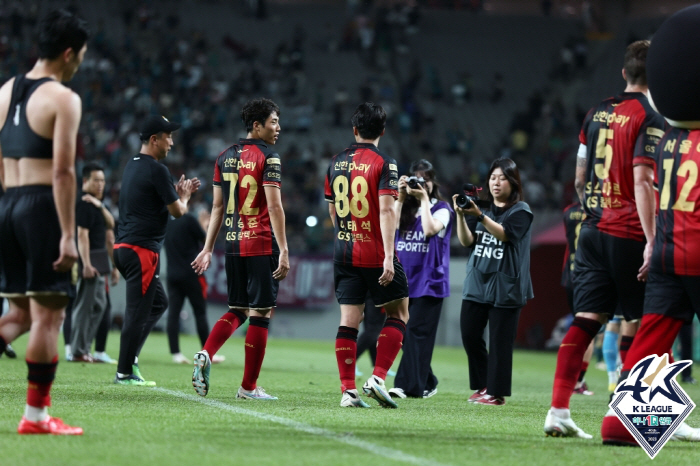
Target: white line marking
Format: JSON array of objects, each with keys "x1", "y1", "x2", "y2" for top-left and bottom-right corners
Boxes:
[{"x1": 153, "y1": 388, "x2": 451, "y2": 466}]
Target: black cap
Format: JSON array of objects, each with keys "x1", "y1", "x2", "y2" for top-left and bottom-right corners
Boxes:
[{"x1": 139, "y1": 115, "x2": 181, "y2": 140}]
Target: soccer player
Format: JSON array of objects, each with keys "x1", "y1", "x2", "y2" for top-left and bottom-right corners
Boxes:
[
  {"x1": 0, "y1": 9, "x2": 88, "y2": 435},
  {"x1": 325, "y1": 102, "x2": 409, "y2": 408},
  {"x1": 544, "y1": 40, "x2": 666, "y2": 438},
  {"x1": 113, "y1": 115, "x2": 200, "y2": 385},
  {"x1": 191, "y1": 98, "x2": 290, "y2": 400}
]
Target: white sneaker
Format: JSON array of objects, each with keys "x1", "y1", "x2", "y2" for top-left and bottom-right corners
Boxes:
[
  {"x1": 236, "y1": 386, "x2": 278, "y2": 400},
  {"x1": 544, "y1": 409, "x2": 593, "y2": 439},
  {"x1": 340, "y1": 389, "x2": 370, "y2": 407},
  {"x1": 212, "y1": 355, "x2": 226, "y2": 364},
  {"x1": 172, "y1": 353, "x2": 189, "y2": 364},
  {"x1": 671, "y1": 422, "x2": 700, "y2": 441},
  {"x1": 423, "y1": 388, "x2": 438, "y2": 398},
  {"x1": 362, "y1": 375, "x2": 397, "y2": 408},
  {"x1": 388, "y1": 387, "x2": 407, "y2": 399},
  {"x1": 92, "y1": 352, "x2": 117, "y2": 364}
]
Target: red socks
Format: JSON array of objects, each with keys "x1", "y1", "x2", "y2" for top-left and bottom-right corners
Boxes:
[
  {"x1": 373, "y1": 318, "x2": 406, "y2": 380},
  {"x1": 551, "y1": 317, "x2": 602, "y2": 409},
  {"x1": 622, "y1": 314, "x2": 684, "y2": 372},
  {"x1": 26, "y1": 356, "x2": 58, "y2": 408},
  {"x1": 241, "y1": 317, "x2": 270, "y2": 391},
  {"x1": 336, "y1": 326, "x2": 358, "y2": 392},
  {"x1": 202, "y1": 310, "x2": 247, "y2": 357}
]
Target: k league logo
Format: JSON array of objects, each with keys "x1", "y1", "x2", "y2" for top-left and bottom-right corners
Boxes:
[{"x1": 610, "y1": 354, "x2": 695, "y2": 459}]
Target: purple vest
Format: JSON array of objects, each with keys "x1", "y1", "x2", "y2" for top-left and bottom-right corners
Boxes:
[{"x1": 395, "y1": 200, "x2": 453, "y2": 298}]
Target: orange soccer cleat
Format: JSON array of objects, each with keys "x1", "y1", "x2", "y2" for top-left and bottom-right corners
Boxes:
[{"x1": 18, "y1": 416, "x2": 83, "y2": 435}]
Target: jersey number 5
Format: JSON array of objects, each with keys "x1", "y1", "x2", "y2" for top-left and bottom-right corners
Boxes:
[
  {"x1": 595, "y1": 129, "x2": 614, "y2": 180},
  {"x1": 223, "y1": 172, "x2": 260, "y2": 215},
  {"x1": 333, "y1": 175, "x2": 369, "y2": 218}
]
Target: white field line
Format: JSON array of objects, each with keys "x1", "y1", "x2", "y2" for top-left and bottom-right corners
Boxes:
[{"x1": 154, "y1": 388, "x2": 452, "y2": 466}]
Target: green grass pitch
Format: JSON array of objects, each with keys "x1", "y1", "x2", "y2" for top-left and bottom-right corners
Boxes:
[{"x1": 1, "y1": 332, "x2": 698, "y2": 465}]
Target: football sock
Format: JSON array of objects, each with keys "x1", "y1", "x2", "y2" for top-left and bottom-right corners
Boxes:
[
  {"x1": 618, "y1": 335, "x2": 634, "y2": 365},
  {"x1": 26, "y1": 356, "x2": 58, "y2": 413},
  {"x1": 602, "y1": 330, "x2": 618, "y2": 373},
  {"x1": 241, "y1": 317, "x2": 269, "y2": 391},
  {"x1": 336, "y1": 326, "x2": 358, "y2": 392},
  {"x1": 373, "y1": 318, "x2": 406, "y2": 380},
  {"x1": 203, "y1": 310, "x2": 247, "y2": 357},
  {"x1": 23, "y1": 405, "x2": 48, "y2": 423},
  {"x1": 551, "y1": 317, "x2": 601, "y2": 409},
  {"x1": 621, "y1": 314, "x2": 684, "y2": 374}
]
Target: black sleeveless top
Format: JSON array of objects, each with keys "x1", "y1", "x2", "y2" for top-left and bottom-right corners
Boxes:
[{"x1": 0, "y1": 74, "x2": 54, "y2": 159}]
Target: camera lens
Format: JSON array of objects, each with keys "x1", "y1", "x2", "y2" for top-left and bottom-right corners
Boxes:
[{"x1": 456, "y1": 194, "x2": 471, "y2": 209}]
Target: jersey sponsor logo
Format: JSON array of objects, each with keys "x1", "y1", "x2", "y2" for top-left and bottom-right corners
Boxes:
[
  {"x1": 592, "y1": 110, "x2": 631, "y2": 127},
  {"x1": 267, "y1": 172, "x2": 281, "y2": 179},
  {"x1": 224, "y1": 159, "x2": 257, "y2": 170},
  {"x1": 266, "y1": 157, "x2": 281, "y2": 165},
  {"x1": 333, "y1": 160, "x2": 372, "y2": 173},
  {"x1": 647, "y1": 127, "x2": 665, "y2": 138},
  {"x1": 237, "y1": 148, "x2": 249, "y2": 153},
  {"x1": 610, "y1": 354, "x2": 695, "y2": 459},
  {"x1": 389, "y1": 164, "x2": 397, "y2": 171}
]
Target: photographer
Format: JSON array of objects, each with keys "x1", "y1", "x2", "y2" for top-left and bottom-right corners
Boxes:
[
  {"x1": 389, "y1": 159, "x2": 453, "y2": 399},
  {"x1": 453, "y1": 158, "x2": 533, "y2": 406}
]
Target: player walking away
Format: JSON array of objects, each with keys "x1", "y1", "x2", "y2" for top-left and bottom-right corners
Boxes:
[
  {"x1": 325, "y1": 102, "x2": 409, "y2": 408},
  {"x1": 191, "y1": 98, "x2": 290, "y2": 399},
  {"x1": 0, "y1": 9, "x2": 88, "y2": 435},
  {"x1": 544, "y1": 40, "x2": 666, "y2": 439},
  {"x1": 113, "y1": 115, "x2": 200, "y2": 386}
]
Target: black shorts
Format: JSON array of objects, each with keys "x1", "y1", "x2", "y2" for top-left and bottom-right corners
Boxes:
[
  {"x1": 644, "y1": 271, "x2": 700, "y2": 323},
  {"x1": 334, "y1": 258, "x2": 409, "y2": 307},
  {"x1": 572, "y1": 226, "x2": 645, "y2": 321},
  {"x1": 225, "y1": 255, "x2": 279, "y2": 310},
  {"x1": 0, "y1": 186, "x2": 75, "y2": 298}
]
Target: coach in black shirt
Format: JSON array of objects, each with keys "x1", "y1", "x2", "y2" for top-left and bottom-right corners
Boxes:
[{"x1": 113, "y1": 115, "x2": 200, "y2": 385}]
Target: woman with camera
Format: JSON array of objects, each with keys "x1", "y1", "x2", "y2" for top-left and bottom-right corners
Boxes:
[
  {"x1": 389, "y1": 159, "x2": 453, "y2": 399},
  {"x1": 453, "y1": 158, "x2": 533, "y2": 406}
]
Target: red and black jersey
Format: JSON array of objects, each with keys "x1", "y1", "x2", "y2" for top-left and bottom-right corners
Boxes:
[
  {"x1": 213, "y1": 138, "x2": 281, "y2": 257},
  {"x1": 561, "y1": 202, "x2": 584, "y2": 287},
  {"x1": 324, "y1": 142, "x2": 398, "y2": 267},
  {"x1": 579, "y1": 92, "x2": 666, "y2": 241},
  {"x1": 652, "y1": 127, "x2": 700, "y2": 276}
]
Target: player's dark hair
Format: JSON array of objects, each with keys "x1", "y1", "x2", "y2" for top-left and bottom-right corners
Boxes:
[
  {"x1": 82, "y1": 162, "x2": 104, "y2": 180},
  {"x1": 487, "y1": 158, "x2": 523, "y2": 207},
  {"x1": 399, "y1": 159, "x2": 445, "y2": 233},
  {"x1": 623, "y1": 40, "x2": 649, "y2": 86},
  {"x1": 240, "y1": 98, "x2": 280, "y2": 133},
  {"x1": 351, "y1": 102, "x2": 386, "y2": 140},
  {"x1": 37, "y1": 9, "x2": 89, "y2": 60}
]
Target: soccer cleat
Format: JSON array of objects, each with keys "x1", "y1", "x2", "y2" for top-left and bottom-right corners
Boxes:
[
  {"x1": 212, "y1": 354, "x2": 226, "y2": 364},
  {"x1": 362, "y1": 375, "x2": 397, "y2": 408},
  {"x1": 544, "y1": 409, "x2": 593, "y2": 439},
  {"x1": 172, "y1": 353, "x2": 189, "y2": 364},
  {"x1": 423, "y1": 388, "x2": 438, "y2": 399},
  {"x1": 608, "y1": 382, "x2": 618, "y2": 392},
  {"x1": 474, "y1": 394, "x2": 505, "y2": 405},
  {"x1": 192, "y1": 351, "x2": 211, "y2": 397},
  {"x1": 236, "y1": 386, "x2": 278, "y2": 400},
  {"x1": 92, "y1": 352, "x2": 117, "y2": 364},
  {"x1": 18, "y1": 416, "x2": 83, "y2": 435},
  {"x1": 573, "y1": 382, "x2": 594, "y2": 395},
  {"x1": 388, "y1": 387, "x2": 407, "y2": 399},
  {"x1": 131, "y1": 364, "x2": 156, "y2": 386},
  {"x1": 5, "y1": 343, "x2": 17, "y2": 358},
  {"x1": 70, "y1": 354, "x2": 96, "y2": 363},
  {"x1": 601, "y1": 411, "x2": 637, "y2": 446},
  {"x1": 468, "y1": 388, "x2": 487, "y2": 403},
  {"x1": 671, "y1": 422, "x2": 700, "y2": 441},
  {"x1": 114, "y1": 374, "x2": 151, "y2": 386},
  {"x1": 340, "y1": 389, "x2": 370, "y2": 407}
]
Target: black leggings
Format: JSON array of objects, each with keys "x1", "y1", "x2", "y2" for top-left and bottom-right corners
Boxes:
[
  {"x1": 460, "y1": 300, "x2": 521, "y2": 398},
  {"x1": 166, "y1": 276, "x2": 209, "y2": 354}
]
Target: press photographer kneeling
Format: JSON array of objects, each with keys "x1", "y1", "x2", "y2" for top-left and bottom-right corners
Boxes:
[{"x1": 453, "y1": 158, "x2": 533, "y2": 406}]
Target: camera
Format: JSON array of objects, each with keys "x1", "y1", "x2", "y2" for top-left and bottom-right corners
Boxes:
[
  {"x1": 456, "y1": 183, "x2": 483, "y2": 209},
  {"x1": 406, "y1": 176, "x2": 426, "y2": 189}
]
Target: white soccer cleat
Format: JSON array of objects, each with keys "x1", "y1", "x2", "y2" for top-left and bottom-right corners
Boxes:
[
  {"x1": 172, "y1": 353, "x2": 189, "y2": 364},
  {"x1": 362, "y1": 375, "x2": 397, "y2": 408},
  {"x1": 544, "y1": 409, "x2": 593, "y2": 439},
  {"x1": 192, "y1": 351, "x2": 211, "y2": 397},
  {"x1": 236, "y1": 386, "x2": 278, "y2": 400},
  {"x1": 388, "y1": 387, "x2": 407, "y2": 399},
  {"x1": 340, "y1": 389, "x2": 370, "y2": 407},
  {"x1": 671, "y1": 422, "x2": 700, "y2": 441}
]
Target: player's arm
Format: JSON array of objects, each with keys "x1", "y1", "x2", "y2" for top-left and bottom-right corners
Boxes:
[
  {"x1": 328, "y1": 201, "x2": 336, "y2": 227},
  {"x1": 574, "y1": 144, "x2": 587, "y2": 204},
  {"x1": 78, "y1": 226, "x2": 98, "y2": 278},
  {"x1": 634, "y1": 163, "x2": 656, "y2": 281},
  {"x1": 105, "y1": 228, "x2": 119, "y2": 286},
  {"x1": 192, "y1": 186, "x2": 223, "y2": 275},
  {"x1": 378, "y1": 194, "x2": 397, "y2": 286},
  {"x1": 52, "y1": 89, "x2": 82, "y2": 272},
  {"x1": 265, "y1": 185, "x2": 290, "y2": 281}
]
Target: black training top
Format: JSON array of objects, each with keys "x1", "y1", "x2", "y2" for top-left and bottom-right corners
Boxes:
[
  {"x1": 163, "y1": 213, "x2": 206, "y2": 281},
  {"x1": 76, "y1": 191, "x2": 107, "y2": 251},
  {"x1": 116, "y1": 154, "x2": 179, "y2": 252},
  {"x1": 0, "y1": 75, "x2": 54, "y2": 159}
]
